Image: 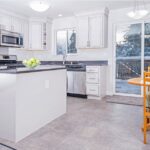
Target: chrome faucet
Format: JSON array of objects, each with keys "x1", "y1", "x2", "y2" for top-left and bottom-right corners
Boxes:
[{"x1": 62, "y1": 52, "x2": 67, "y2": 65}]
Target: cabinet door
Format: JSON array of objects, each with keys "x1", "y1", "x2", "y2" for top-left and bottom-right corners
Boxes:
[
  {"x1": 12, "y1": 17, "x2": 22, "y2": 33},
  {"x1": 0, "y1": 14, "x2": 11, "y2": 31},
  {"x1": 67, "y1": 71, "x2": 74, "y2": 93},
  {"x1": 89, "y1": 15, "x2": 103, "y2": 48},
  {"x1": 29, "y1": 22, "x2": 43, "y2": 50},
  {"x1": 77, "y1": 16, "x2": 89, "y2": 48},
  {"x1": 21, "y1": 20, "x2": 29, "y2": 49}
]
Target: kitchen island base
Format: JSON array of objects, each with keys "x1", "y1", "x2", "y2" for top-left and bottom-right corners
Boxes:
[{"x1": 0, "y1": 68, "x2": 66, "y2": 142}]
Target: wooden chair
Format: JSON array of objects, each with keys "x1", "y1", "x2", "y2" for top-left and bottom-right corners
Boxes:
[{"x1": 143, "y1": 72, "x2": 150, "y2": 144}]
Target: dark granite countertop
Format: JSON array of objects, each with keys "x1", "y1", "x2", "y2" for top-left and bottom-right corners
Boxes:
[
  {"x1": 17, "y1": 60, "x2": 108, "y2": 66},
  {"x1": 0, "y1": 60, "x2": 108, "y2": 73},
  {"x1": 0, "y1": 65, "x2": 66, "y2": 74}
]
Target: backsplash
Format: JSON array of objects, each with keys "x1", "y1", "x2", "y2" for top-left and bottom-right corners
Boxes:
[{"x1": 0, "y1": 47, "x2": 109, "y2": 61}]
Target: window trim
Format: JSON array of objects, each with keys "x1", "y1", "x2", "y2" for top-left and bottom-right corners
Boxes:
[{"x1": 55, "y1": 28, "x2": 77, "y2": 55}]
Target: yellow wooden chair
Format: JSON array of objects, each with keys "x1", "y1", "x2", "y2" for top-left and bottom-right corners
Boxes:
[{"x1": 143, "y1": 72, "x2": 150, "y2": 144}]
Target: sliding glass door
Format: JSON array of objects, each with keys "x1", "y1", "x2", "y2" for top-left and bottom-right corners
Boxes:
[
  {"x1": 144, "y1": 23, "x2": 150, "y2": 71},
  {"x1": 115, "y1": 23, "x2": 142, "y2": 95}
]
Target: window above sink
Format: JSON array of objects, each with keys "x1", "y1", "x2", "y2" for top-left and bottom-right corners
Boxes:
[{"x1": 56, "y1": 28, "x2": 77, "y2": 55}]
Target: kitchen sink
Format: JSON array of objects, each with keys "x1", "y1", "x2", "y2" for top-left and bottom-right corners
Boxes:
[{"x1": 66, "y1": 64, "x2": 84, "y2": 69}]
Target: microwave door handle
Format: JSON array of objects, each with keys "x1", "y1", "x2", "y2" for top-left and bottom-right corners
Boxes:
[
  {"x1": 19, "y1": 37, "x2": 23, "y2": 47},
  {"x1": 19, "y1": 37, "x2": 21, "y2": 45},
  {"x1": 19, "y1": 37, "x2": 22, "y2": 45}
]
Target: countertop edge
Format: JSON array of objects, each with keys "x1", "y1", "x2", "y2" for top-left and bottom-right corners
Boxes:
[{"x1": 0, "y1": 67, "x2": 66, "y2": 74}]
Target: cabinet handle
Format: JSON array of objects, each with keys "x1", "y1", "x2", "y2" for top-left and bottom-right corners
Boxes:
[
  {"x1": 90, "y1": 89, "x2": 96, "y2": 91},
  {"x1": 89, "y1": 78, "x2": 96, "y2": 80},
  {"x1": 89, "y1": 70, "x2": 95, "y2": 72}
]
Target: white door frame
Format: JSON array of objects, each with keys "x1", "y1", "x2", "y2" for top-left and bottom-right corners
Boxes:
[{"x1": 112, "y1": 20, "x2": 149, "y2": 97}]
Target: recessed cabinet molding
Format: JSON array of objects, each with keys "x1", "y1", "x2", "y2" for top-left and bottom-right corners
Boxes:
[{"x1": 76, "y1": 8, "x2": 109, "y2": 49}]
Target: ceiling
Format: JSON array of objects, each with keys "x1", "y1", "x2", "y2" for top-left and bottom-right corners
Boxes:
[{"x1": 0, "y1": 0, "x2": 150, "y2": 19}]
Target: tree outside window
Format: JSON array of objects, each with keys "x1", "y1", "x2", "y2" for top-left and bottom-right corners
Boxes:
[{"x1": 56, "y1": 29, "x2": 77, "y2": 55}]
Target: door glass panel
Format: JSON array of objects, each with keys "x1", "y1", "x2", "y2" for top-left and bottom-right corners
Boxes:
[
  {"x1": 116, "y1": 24, "x2": 141, "y2": 94},
  {"x1": 144, "y1": 23, "x2": 150, "y2": 71}
]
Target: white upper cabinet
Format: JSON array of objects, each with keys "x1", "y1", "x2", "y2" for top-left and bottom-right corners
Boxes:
[
  {"x1": 11, "y1": 17, "x2": 22, "y2": 33},
  {"x1": 89, "y1": 15, "x2": 103, "y2": 48},
  {"x1": 0, "y1": 14, "x2": 23, "y2": 33},
  {"x1": 76, "y1": 8, "x2": 109, "y2": 49},
  {"x1": 0, "y1": 10, "x2": 52, "y2": 51},
  {"x1": 0, "y1": 14, "x2": 12, "y2": 31},
  {"x1": 76, "y1": 16, "x2": 89, "y2": 48},
  {"x1": 29, "y1": 22, "x2": 43, "y2": 50},
  {"x1": 21, "y1": 20, "x2": 29, "y2": 49},
  {"x1": 29, "y1": 18, "x2": 51, "y2": 50}
]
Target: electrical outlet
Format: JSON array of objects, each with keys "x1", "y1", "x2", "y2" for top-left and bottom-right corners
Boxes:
[{"x1": 45, "y1": 80, "x2": 49, "y2": 89}]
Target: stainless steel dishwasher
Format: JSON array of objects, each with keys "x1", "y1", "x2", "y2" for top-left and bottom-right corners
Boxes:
[{"x1": 67, "y1": 64, "x2": 87, "y2": 98}]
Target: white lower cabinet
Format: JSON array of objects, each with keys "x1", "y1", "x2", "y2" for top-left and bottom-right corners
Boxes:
[
  {"x1": 86, "y1": 66, "x2": 106, "y2": 100},
  {"x1": 86, "y1": 73, "x2": 99, "y2": 83},
  {"x1": 86, "y1": 84, "x2": 99, "y2": 96}
]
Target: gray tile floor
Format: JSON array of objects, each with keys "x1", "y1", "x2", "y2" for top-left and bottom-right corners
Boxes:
[{"x1": 0, "y1": 96, "x2": 150, "y2": 150}]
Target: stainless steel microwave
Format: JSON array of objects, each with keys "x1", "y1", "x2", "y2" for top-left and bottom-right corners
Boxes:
[{"x1": 0, "y1": 30, "x2": 23, "y2": 48}]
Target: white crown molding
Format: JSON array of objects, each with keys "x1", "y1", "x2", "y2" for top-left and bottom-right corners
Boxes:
[
  {"x1": 29, "y1": 17, "x2": 52, "y2": 23},
  {"x1": 0, "y1": 7, "x2": 28, "y2": 20},
  {"x1": 74, "y1": 7, "x2": 109, "y2": 17}
]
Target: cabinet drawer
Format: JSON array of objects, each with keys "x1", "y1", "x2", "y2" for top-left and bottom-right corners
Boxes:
[
  {"x1": 86, "y1": 84, "x2": 99, "y2": 96},
  {"x1": 86, "y1": 66, "x2": 99, "y2": 73},
  {"x1": 86, "y1": 73, "x2": 99, "y2": 83}
]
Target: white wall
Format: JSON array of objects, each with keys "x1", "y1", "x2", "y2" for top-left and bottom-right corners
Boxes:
[
  {"x1": 50, "y1": 5, "x2": 150, "y2": 95},
  {"x1": 0, "y1": 48, "x2": 52, "y2": 61}
]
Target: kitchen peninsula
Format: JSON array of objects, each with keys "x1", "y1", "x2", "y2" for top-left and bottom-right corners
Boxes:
[{"x1": 0, "y1": 65, "x2": 66, "y2": 142}]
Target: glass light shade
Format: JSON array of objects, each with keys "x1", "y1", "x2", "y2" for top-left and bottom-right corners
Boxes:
[
  {"x1": 127, "y1": 10, "x2": 149, "y2": 19},
  {"x1": 30, "y1": 1, "x2": 49, "y2": 12}
]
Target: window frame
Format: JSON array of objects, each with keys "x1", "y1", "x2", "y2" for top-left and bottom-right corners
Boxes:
[{"x1": 55, "y1": 28, "x2": 77, "y2": 55}]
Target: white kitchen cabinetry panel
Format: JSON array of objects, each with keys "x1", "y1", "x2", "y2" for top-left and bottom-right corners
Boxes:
[
  {"x1": 86, "y1": 66, "x2": 99, "y2": 73},
  {"x1": 86, "y1": 84, "x2": 99, "y2": 96},
  {"x1": 86, "y1": 73, "x2": 99, "y2": 84},
  {"x1": 21, "y1": 20, "x2": 29, "y2": 49},
  {"x1": 0, "y1": 10, "x2": 52, "y2": 50},
  {"x1": 89, "y1": 15, "x2": 102, "y2": 48},
  {"x1": 77, "y1": 16, "x2": 89, "y2": 48},
  {"x1": 11, "y1": 17, "x2": 22, "y2": 33},
  {"x1": 86, "y1": 66, "x2": 107, "y2": 100},
  {"x1": 76, "y1": 8, "x2": 108, "y2": 49},
  {"x1": 29, "y1": 19, "x2": 51, "y2": 50},
  {"x1": 29, "y1": 22, "x2": 43, "y2": 50},
  {"x1": 0, "y1": 14, "x2": 11, "y2": 31}
]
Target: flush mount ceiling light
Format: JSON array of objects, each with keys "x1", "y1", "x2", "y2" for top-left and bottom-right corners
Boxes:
[
  {"x1": 127, "y1": 0, "x2": 149, "y2": 19},
  {"x1": 30, "y1": 0, "x2": 50, "y2": 12},
  {"x1": 58, "y1": 14, "x2": 62, "y2": 17}
]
